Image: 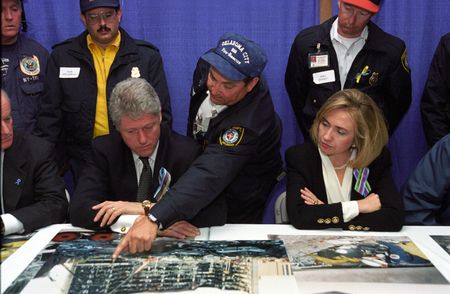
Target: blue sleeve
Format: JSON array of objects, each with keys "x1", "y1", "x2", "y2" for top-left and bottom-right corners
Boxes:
[{"x1": 402, "y1": 134, "x2": 450, "y2": 225}]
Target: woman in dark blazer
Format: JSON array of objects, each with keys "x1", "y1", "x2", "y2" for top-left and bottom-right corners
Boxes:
[{"x1": 286, "y1": 89, "x2": 404, "y2": 231}]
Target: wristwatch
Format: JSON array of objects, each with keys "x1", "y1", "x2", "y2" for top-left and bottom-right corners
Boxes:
[
  {"x1": 142, "y1": 200, "x2": 152, "y2": 216},
  {"x1": 142, "y1": 200, "x2": 161, "y2": 228}
]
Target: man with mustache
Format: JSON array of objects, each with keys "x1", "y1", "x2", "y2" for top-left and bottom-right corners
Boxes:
[
  {"x1": 1, "y1": 0, "x2": 49, "y2": 133},
  {"x1": 1, "y1": 89, "x2": 68, "y2": 236},
  {"x1": 285, "y1": 0, "x2": 412, "y2": 139},
  {"x1": 34, "y1": 0, "x2": 172, "y2": 187}
]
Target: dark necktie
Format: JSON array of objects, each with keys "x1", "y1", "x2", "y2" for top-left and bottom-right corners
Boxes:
[{"x1": 136, "y1": 157, "x2": 152, "y2": 202}]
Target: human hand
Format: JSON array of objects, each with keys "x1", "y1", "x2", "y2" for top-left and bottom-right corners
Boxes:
[
  {"x1": 92, "y1": 201, "x2": 148, "y2": 227},
  {"x1": 300, "y1": 187, "x2": 324, "y2": 205},
  {"x1": 158, "y1": 221, "x2": 200, "y2": 239},
  {"x1": 357, "y1": 193, "x2": 381, "y2": 213},
  {"x1": 112, "y1": 215, "x2": 158, "y2": 261}
]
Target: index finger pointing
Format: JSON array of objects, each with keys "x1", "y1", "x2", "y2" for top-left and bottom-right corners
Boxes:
[{"x1": 112, "y1": 237, "x2": 129, "y2": 261}]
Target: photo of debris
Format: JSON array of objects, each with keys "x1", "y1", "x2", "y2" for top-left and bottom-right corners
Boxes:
[
  {"x1": 431, "y1": 235, "x2": 450, "y2": 255},
  {"x1": 269, "y1": 234, "x2": 449, "y2": 284},
  {"x1": 5, "y1": 233, "x2": 292, "y2": 294}
]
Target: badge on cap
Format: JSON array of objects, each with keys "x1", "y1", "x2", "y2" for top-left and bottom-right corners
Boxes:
[
  {"x1": 219, "y1": 126, "x2": 244, "y2": 147},
  {"x1": 20, "y1": 55, "x2": 40, "y2": 76},
  {"x1": 131, "y1": 67, "x2": 141, "y2": 78}
]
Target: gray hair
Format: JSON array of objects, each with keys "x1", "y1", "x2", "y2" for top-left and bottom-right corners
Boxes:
[{"x1": 109, "y1": 78, "x2": 161, "y2": 129}]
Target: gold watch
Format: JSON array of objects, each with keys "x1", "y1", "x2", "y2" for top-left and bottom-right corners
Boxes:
[{"x1": 142, "y1": 200, "x2": 152, "y2": 215}]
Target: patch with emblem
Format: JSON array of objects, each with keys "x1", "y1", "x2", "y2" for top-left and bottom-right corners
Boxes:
[
  {"x1": 20, "y1": 55, "x2": 40, "y2": 76},
  {"x1": 131, "y1": 66, "x2": 141, "y2": 78},
  {"x1": 219, "y1": 126, "x2": 244, "y2": 147},
  {"x1": 401, "y1": 49, "x2": 410, "y2": 73}
]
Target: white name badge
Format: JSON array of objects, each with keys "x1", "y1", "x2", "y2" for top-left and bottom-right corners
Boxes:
[
  {"x1": 313, "y1": 69, "x2": 336, "y2": 84},
  {"x1": 59, "y1": 67, "x2": 80, "y2": 78}
]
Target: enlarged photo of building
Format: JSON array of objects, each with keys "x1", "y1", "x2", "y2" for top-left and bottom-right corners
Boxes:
[
  {"x1": 269, "y1": 235, "x2": 449, "y2": 284},
  {"x1": 5, "y1": 235, "x2": 293, "y2": 294}
]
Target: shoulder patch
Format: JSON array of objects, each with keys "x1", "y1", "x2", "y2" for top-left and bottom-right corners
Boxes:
[
  {"x1": 401, "y1": 49, "x2": 410, "y2": 73},
  {"x1": 219, "y1": 127, "x2": 245, "y2": 147}
]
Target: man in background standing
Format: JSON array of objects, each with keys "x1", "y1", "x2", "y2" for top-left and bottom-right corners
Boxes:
[
  {"x1": 1, "y1": 0, "x2": 49, "y2": 133},
  {"x1": 285, "y1": 0, "x2": 411, "y2": 138},
  {"x1": 34, "y1": 0, "x2": 172, "y2": 185}
]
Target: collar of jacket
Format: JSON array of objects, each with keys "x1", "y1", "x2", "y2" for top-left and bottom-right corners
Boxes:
[
  {"x1": 310, "y1": 15, "x2": 386, "y2": 54},
  {"x1": 62, "y1": 28, "x2": 141, "y2": 66}
]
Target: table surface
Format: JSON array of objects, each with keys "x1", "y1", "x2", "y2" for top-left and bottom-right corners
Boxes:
[{"x1": 2, "y1": 224, "x2": 450, "y2": 294}]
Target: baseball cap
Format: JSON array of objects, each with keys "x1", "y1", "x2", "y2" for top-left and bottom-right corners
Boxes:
[
  {"x1": 80, "y1": 0, "x2": 120, "y2": 13},
  {"x1": 201, "y1": 33, "x2": 268, "y2": 81},
  {"x1": 341, "y1": 0, "x2": 381, "y2": 14}
]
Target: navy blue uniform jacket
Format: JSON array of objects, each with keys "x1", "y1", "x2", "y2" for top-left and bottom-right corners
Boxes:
[
  {"x1": 34, "y1": 28, "x2": 172, "y2": 167},
  {"x1": 149, "y1": 59, "x2": 283, "y2": 225}
]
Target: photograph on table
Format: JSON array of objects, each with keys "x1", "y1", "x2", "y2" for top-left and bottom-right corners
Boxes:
[
  {"x1": 5, "y1": 233, "x2": 294, "y2": 294},
  {"x1": 269, "y1": 234, "x2": 449, "y2": 284},
  {"x1": 431, "y1": 236, "x2": 450, "y2": 256},
  {"x1": 3, "y1": 231, "x2": 121, "y2": 294},
  {"x1": 1, "y1": 233, "x2": 35, "y2": 264}
]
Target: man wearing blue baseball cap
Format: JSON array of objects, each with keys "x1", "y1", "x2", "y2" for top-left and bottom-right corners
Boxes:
[
  {"x1": 285, "y1": 0, "x2": 412, "y2": 139},
  {"x1": 34, "y1": 0, "x2": 172, "y2": 187},
  {"x1": 112, "y1": 33, "x2": 283, "y2": 258}
]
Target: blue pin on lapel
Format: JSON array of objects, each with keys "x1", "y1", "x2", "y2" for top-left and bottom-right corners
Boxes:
[{"x1": 15, "y1": 179, "x2": 22, "y2": 186}]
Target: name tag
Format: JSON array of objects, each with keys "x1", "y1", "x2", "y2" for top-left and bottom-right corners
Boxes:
[
  {"x1": 59, "y1": 67, "x2": 80, "y2": 78},
  {"x1": 313, "y1": 70, "x2": 335, "y2": 84},
  {"x1": 308, "y1": 52, "x2": 329, "y2": 68}
]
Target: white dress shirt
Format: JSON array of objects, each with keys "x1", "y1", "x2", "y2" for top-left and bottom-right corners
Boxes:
[
  {"x1": 319, "y1": 148, "x2": 359, "y2": 222},
  {"x1": 110, "y1": 142, "x2": 159, "y2": 234},
  {"x1": 330, "y1": 18, "x2": 368, "y2": 89}
]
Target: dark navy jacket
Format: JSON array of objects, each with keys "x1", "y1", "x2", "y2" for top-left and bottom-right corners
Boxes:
[
  {"x1": 1, "y1": 34, "x2": 49, "y2": 133},
  {"x1": 421, "y1": 32, "x2": 450, "y2": 147},
  {"x1": 285, "y1": 16, "x2": 412, "y2": 137},
  {"x1": 403, "y1": 134, "x2": 450, "y2": 225},
  {"x1": 150, "y1": 59, "x2": 283, "y2": 225},
  {"x1": 34, "y1": 28, "x2": 172, "y2": 170}
]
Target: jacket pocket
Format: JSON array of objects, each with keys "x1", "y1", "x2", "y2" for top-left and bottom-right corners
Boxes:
[{"x1": 20, "y1": 81, "x2": 44, "y2": 95}]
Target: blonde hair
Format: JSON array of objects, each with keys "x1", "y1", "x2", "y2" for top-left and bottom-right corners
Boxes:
[{"x1": 310, "y1": 89, "x2": 388, "y2": 168}]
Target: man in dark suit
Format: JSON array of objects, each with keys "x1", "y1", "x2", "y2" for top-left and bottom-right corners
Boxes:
[
  {"x1": 1, "y1": 89, "x2": 68, "y2": 236},
  {"x1": 69, "y1": 78, "x2": 224, "y2": 237}
]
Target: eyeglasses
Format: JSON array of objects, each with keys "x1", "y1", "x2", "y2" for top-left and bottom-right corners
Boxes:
[
  {"x1": 86, "y1": 11, "x2": 116, "y2": 23},
  {"x1": 341, "y1": 3, "x2": 371, "y2": 19}
]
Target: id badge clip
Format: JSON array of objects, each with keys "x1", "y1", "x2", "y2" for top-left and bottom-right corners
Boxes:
[{"x1": 308, "y1": 44, "x2": 329, "y2": 69}]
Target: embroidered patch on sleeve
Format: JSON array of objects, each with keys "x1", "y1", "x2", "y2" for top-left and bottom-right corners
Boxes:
[{"x1": 219, "y1": 126, "x2": 245, "y2": 147}]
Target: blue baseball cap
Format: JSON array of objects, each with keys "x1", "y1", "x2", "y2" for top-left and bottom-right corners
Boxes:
[
  {"x1": 201, "y1": 33, "x2": 268, "y2": 81},
  {"x1": 80, "y1": 0, "x2": 120, "y2": 13}
]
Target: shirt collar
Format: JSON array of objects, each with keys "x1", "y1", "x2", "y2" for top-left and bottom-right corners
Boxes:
[
  {"x1": 87, "y1": 30, "x2": 121, "y2": 51},
  {"x1": 132, "y1": 140, "x2": 159, "y2": 165},
  {"x1": 330, "y1": 18, "x2": 368, "y2": 44}
]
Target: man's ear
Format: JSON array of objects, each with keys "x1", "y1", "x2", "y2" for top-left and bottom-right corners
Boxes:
[
  {"x1": 80, "y1": 13, "x2": 87, "y2": 27},
  {"x1": 245, "y1": 77, "x2": 260, "y2": 92}
]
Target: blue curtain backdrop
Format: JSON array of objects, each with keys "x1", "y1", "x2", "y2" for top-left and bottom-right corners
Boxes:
[{"x1": 22, "y1": 0, "x2": 450, "y2": 189}]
